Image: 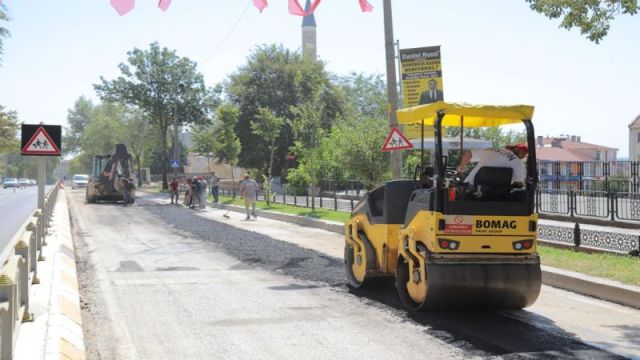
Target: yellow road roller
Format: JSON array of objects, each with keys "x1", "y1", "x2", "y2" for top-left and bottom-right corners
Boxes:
[{"x1": 344, "y1": 102, "x2": 541, "y2": 310}]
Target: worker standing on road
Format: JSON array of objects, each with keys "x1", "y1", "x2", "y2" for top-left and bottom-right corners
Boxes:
[
  {"x1": 197, "y1": 177, "x2": 207, "y2": 209},
  {"x1": 122, "y1": 178, "x2": 131, "y2": 206},
  {"x1": 239, "y1": 174, "x2": 259, "y2": 220},
  {"x1": 209, "y1": 171, "x2": 220, "y2": 206},
  {"x1": 170, "y1": 178, "x2": 180, "y2": 204}
]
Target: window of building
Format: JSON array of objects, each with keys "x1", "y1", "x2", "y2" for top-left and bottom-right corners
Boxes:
[
  {"x1": 637, "y1": 132, "x2": 640, "y2": 142},
  {"x1": 595, "y1": 151, "x2": 601, "y2": 160}
]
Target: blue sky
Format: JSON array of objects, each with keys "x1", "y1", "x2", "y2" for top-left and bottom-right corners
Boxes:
[{"x1": 0, "y1": 0, "x2": 638, "y2": 156}]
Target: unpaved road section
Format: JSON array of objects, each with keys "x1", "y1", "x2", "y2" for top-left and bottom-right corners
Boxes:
[{"x1": 68, "y1": 190, "x2": 636, "y2": 359}]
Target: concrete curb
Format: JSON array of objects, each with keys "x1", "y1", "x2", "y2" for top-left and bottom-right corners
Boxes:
[
  {"x1": 219, "y1": 202, "x2": 640, "y2": 310},
  {"x1": 15, "y1": 190, "x2": 86, "y2": 360}
]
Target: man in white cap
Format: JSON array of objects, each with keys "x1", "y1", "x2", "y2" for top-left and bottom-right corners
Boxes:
[{"x1": 239, "y1": 173, "x2": 259, "y2": 220}]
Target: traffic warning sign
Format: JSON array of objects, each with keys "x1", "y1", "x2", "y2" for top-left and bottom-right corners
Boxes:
[
  {"x1": 21, "y1": 124, "x2": 62, "y2": 156},
  {"x1": 381, "y1": 127, "x2": 413, "y2": 152}
]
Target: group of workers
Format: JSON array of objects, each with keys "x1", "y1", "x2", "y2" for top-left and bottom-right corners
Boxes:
[{"x1": 168, "y1": 172, "x2": 260, "y2": 220}]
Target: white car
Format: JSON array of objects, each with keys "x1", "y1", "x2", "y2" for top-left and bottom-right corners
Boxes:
[
  {"x1": 3, "y1": 178, "x2": 18, "y2": 189},
  {"x1": 72, "y1": 174, "x2": 89, "y2": 189}
]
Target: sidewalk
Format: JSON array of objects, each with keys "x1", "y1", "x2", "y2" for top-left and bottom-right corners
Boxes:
[{"x1": 15, "y1": 190, "x2": 86, "y2": 360}]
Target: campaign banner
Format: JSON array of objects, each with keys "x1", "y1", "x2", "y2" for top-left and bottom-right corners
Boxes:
[{"x1": 399, "y1": 46, "x2": 444, "y2": 108}]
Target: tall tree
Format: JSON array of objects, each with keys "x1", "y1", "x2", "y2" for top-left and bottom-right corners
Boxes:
[
  {"x1": 213, "y1": 104, "x2": 241, "y2": 198},
  {"x1": 191, "y1": 124, "x2": 216, "y2": 174},
  {"x1": 94, "y1": 42, "x2": 218, "y2": 189},
  {"x1": 64, "y1": 96, "x2": 95, "y2": 155},
  {"x1": 0, "y1": 6, "x2": 10, "y2": 63},
  {"x1": 122, "y1": 107, "x2": 155, "y2": 186},
  {"x1": 0, "y1": 105, "x2": 18, "y2": 154},
  {"x1": 526, "y1": 0, "x2": 639, "y2": 43},
  {"x1": 252, "y1": 107, "x2": 284, "y2": 204},
  {"x1": 290, "y1": 98, "x2": 325, "y2": 210},
  {"x1": 336, "y1": 72, "x2": 386, "y2": 119},
  {"x1": 320, "y1": 116, "x2": 391, "y2": 189},
  {"x1": 225, "y1": 44, "x2": 346, "y2": 176}
]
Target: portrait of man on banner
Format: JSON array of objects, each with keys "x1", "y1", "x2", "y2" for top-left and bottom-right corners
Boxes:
[{"x1": 418, "y1": 78, "x2": 444, "y2": 105}]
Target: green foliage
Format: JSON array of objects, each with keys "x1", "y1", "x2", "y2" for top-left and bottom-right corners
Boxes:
[
  {"x1": 213, "y1": 104, "x2": 241, "y2": 167},
  {"x1": 447, "y1": 126, "x2": 526, "y2": 149},
  {"x1": 526, "y1": 0, "x2": 639, "y2": 43},
  {"x1": 335, "y1": 72, "x2": 387, "y2": 119},
  {"x1": 320, "y1": 117, "x2": 391, "y2": 189},
  {"x1": 0, "y1": 7, "x2": 10, "y2": 62},
  {"x1": 225, "y1": 44, "x2": 346, "y2": 174},
  {"x1": 403, "y1": 153, "x2": 422, "y2": 179},
  {"x1": 122, "y1": 107, "x2": 155, "y2": 185},
  {"x1": 252, "y1": 107, "x2": 285, "y2": 203},
  {"x1": 64, "y1": 96, "x2": 95, "y2": 155},
  {"x1": 191, "y1": 125, "x2": 216, "y2": 156},
  {"x1": 94, "y1": 42, "x2": 219, "y2": 188},
  {"x1": 0, "y1": 105, "x2": 18, "y2": 154}
]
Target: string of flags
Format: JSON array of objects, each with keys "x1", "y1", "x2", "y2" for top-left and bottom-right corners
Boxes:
[{"x1": 0, "y1": 0, "x2": 373, "y2": 16}]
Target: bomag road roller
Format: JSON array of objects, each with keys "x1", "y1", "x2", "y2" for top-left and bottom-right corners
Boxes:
[
  {"x1": 344, "y1": 102, "x2": 541, "y2": 310},
  {"x1": 86, "y1": 144, "x2": 135, "y2": 203}
]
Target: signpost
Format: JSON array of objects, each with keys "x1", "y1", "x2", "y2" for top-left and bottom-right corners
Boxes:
[
  {"x1": 21, "y1": 124, "x2": 62, "y2": 245},
  {"x1": 170, "y1": 159, "x2": 180, "y2": 169}
]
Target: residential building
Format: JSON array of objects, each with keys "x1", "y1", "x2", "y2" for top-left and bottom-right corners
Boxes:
[
  {"x1": 536, "y1": 135, "x2": 618, "y2": 162},
  {"x1": 629, "y1": 115, "x2": 640, "y2": 161}
]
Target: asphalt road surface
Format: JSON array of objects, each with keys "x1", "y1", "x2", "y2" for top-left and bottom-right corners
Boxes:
[
  {"x1": 0, "y1": 185, "x2": 52, "y2": 249},
  {"x1": 67, "y1": 190, "x2": 640, "y2": 359}
]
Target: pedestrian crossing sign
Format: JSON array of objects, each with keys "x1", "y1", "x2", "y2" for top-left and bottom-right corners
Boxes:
[
  {"x1": 21, "y1": 125, "x2": 62, "y2": 156},
  {"x1": 170, "y1": 159, "x2": 180, "y2": 168},
  {"x1": 381, "y1": 127, "x2": 413, "y2": 152}
]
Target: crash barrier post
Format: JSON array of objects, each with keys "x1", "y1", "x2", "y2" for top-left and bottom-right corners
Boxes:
[{"x1": 0, "y1": 182, "x2": 59, "y2": 359}]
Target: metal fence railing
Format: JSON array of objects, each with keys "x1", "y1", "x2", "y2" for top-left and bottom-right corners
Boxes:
[
  {"x1": 215, "y1": 181, "x2": 640, "y2": 254},
  {"x1": 537, "y1": 160, "x2": 639, "y2": 193},
  {"x1": 0, "y1": 183, "x2": 59, "y2": 359},
  {"x1": 534, "y1": 189, "x2": 640, "y2": 222}
]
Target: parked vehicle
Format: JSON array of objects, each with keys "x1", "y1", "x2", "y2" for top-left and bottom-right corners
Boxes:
[
  {"x1": 18, "y1": 178, "x2": 30, "y2": 188},
  {"x1": 3, "y1": 178, "x2": 18, "y2": 188},
  {"x1": 72, "y1": 174, "x2": 89, "y2": 189}
]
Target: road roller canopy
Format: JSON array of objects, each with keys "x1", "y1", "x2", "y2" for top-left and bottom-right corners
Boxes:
[{"x1": 396, "y1": 101, "x2": 535, "y2": 128}]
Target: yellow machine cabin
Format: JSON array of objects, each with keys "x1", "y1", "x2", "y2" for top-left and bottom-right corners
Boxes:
[{"x1": 344, "y1": 102, "x2": 541, "y2": 310}]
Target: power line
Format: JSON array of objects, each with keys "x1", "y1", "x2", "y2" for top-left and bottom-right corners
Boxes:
[{"x1": 200, "y1": 1, "x2": 252, "y2": 68}]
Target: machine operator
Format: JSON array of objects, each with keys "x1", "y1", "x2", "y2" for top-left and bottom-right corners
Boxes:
[{"x1": 456, "y1": 143, "x2": 528, "y2": 188}]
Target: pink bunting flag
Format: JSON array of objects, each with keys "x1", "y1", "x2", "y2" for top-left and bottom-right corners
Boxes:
[
  {"x1": 288, "y1": 0, "x2": 321, "y2": 16},
  {"x1": 253, "y1": 0, "x2": 268, "y2": 13},
  {"x1": 111, "y1": 0, "x2": 135, "y2": 16},
  {"x1": 158, "y1": 0, "x2": 171, "y2": 12},
  {"x1": 359, "y1": 0, "x2": 373, "y2": 12}
]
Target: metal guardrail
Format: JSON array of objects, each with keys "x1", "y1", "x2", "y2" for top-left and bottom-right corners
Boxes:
[
  {"x1": 535, "y1": 189, "x2": 640, "y2": 222},
  {"x1": 0, "y1": 182, "x2": 59, "y2": 359}
]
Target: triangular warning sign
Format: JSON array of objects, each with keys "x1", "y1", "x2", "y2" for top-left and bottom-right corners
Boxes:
[
  {"x1": 22, "y1": 127, "x2": 61, "y2": 155},
  {"x1": 381, "y1": 127, "x2": 413, "y2": 151}
]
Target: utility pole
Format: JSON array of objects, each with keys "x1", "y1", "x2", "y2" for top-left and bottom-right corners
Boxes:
[
  {"x1": 383, "y1": 0, "x2": 402, "y2": 179},
  {"x1": 173, "y1": 83, "x2": 184, "y2": 178}
]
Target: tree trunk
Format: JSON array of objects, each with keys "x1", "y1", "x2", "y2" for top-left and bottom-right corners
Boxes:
[
  {"x1": 310, "y1": 149, "x2": 315, "y2": 211},
  {"x1": 161, "y1": 124, "x2": 169, "y2": 190},
  {"x1": 267, "y1": 148, "x2": 276, "y2": 206},
  {"x1": 230, "y1": 164, "x2": 236, "y2": 200},
  {"x1": 136, "y1": 150, "x2": 142, "y2": 187}
]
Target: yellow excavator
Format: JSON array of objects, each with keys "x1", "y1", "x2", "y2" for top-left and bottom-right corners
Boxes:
[{"x1": 344, "y1": 102, "x2": 541, "y2": 310}]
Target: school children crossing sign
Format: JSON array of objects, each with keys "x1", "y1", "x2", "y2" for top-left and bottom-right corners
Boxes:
[
  {"x1": 381, "y1": 127, "x2": 413, "y2": 152},
  {"x1": 21, "y1": 124, "x2": 62, "y2": 156}
]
